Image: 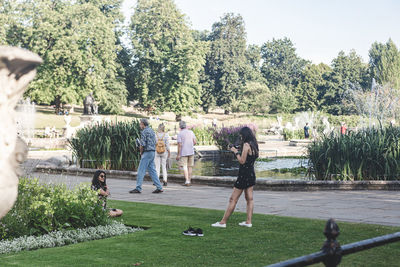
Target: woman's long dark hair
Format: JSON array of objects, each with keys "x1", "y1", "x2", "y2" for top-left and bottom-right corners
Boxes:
[
  {"x1": 92, "y1": 170, "x2": 106, "y2": 190},
  {"x1": 239, "y1": 126, "x2": 259, "y2": 158}
]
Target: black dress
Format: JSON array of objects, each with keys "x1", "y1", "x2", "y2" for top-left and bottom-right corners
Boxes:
[
  {"x1": 91, "y1": 184, "x2": 107, "y2": 209},
  {"x1": 234, "y1": 151, "x2": 257, "y2": 189}
]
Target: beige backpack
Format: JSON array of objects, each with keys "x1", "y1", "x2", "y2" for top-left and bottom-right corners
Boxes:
[{"x1": 156, "y1": 134, "x2": 166, "y2": 154}]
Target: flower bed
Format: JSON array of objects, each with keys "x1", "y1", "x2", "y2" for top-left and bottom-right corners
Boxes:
[
  {"x1": 0, "y1": 221, "x2": 142, "y2": 254},
  {"x1": 212, "y1": 123, "x2": 258, "y2": 150}
]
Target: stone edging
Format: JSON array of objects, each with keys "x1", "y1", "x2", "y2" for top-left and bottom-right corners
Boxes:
[{"x1": 34, "y1": 166, "x2": 400, "y2": 191}]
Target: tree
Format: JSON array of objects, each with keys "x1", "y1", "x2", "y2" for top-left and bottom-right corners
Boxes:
[
  {"x1": 0, "y1": 0, "x2": 14, "y2": 44},
  {"x1": 78, "y1": 0, "x2": 124, "y2": 23},
  {"x1": 4, "y1": 0, "x2": 127, "y2": 114},
  {"x1": 369, "y1": 39, "x2": 400, "y2": 89},
  {"x1": 295, "y1": 63, "x2": 331, "y2": 111},
  {"x1": 232, "y1": 45, "x2": 270, "y2": 114},
  {"x1": 270, "y1": 84, "x2": 297, "y2": 113},
  {"x1": 129, "y1": 0, "x2": 206, "y2": 119},
  {"x1": 238, "y1": 81, "x2": 270, "y2": 114},
  {"x1": 201, "y1": 13, "x2": 248, "y2": 113},
  {"x1": 260, "y1": 37, "x2": 309, "y2": 90},
  {"x1": 321, "y1": 50, "x2": 369, "y2": 114}
]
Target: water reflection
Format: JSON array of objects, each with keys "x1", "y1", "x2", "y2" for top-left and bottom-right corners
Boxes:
[{"x1": 169, "y1": 157, "x2": 308, "y2": 180}]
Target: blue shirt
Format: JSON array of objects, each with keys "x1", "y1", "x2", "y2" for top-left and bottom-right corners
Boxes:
[{"x1": 139, "y1": 126, "x2": 156, "y2": 151}]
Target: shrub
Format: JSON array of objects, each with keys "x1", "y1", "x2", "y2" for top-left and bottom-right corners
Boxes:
[
  {"x1": 0, "y1": 179, "x2": 109, "y2": 240},
  {"x1": 282, "y1": 128, "x2": 305, "y2": 140},
  {"x1": 308, "y1": 126, "x2": 400, "y2": 181},
  {"x1": 189, "y1": 125, "x2": 214, "y2": 146},
  {"x1": 212, "y1": 124, "x2": 258, "y2": 150},
  {"x1": 327, "y1": 114, "x2": 360, "y2": 128},
  {"x1": 69, "y1": 120, "x2": 141, "y2": 170}
]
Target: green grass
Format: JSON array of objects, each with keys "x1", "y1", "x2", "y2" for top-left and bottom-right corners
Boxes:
[
  {"x1": 1, "y1": 201, "x2": 399, "y2": 266},
  {"x1": 270, "y1": 166, "x2": 308, "y2": 175},
  {"x1": 256, "y1": 157, "x2": 274, "y2": 162},
  {"x1": 34, "y1": 106, "x2": 143, "y2": 129}
]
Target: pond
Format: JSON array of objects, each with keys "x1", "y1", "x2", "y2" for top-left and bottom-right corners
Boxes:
[{"x1": 168, "y1": 157, "x2": 309, "y2": 180}]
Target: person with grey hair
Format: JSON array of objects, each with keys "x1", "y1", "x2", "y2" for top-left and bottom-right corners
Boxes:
[
  {"x1": 155, "y1": 123, "x2": 170, "y2": 186},
  {"x1": 129, "y1": 118, "x2": 163, "y2": 193},
  {"x1": 176, "y1": 120, "x2": 196, "y2": 186}
]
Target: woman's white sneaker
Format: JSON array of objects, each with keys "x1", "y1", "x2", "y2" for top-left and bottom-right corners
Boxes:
[
  {"x1": 211, "y1": 222, "x2": 226, "y2": 228},
  {"x1": 238, "y1": 221, "x2": 252, "y2": 228}
]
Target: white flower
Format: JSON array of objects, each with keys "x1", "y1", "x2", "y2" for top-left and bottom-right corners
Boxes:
[{"x1": 0, "y1": 222, "x2": 142, "y2": 254}]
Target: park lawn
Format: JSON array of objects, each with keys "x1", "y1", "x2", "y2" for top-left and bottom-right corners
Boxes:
[
  {"x1": 0, "y1": 201, "x2": 399, "y2": 267},
  {"x1": 34, "y1": 106, "x2": 143, "y2": 129}
]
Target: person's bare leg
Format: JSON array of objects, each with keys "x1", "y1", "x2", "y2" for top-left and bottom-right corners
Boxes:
[
  {"x1": 182, "y1": 166, "x2": 189, "y2": 183},
  {"x1": 188, "y1": 166, "x2": 193, "y2": 183},
  {"x1": 244, "y1": 187, "x2": 254, "y2": 224},
  {"x1": 219, "y1": 188, "x2": 243, "y2": 224}
]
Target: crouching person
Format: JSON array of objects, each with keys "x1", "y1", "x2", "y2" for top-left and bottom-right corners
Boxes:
[{"x1": 91, "y1": 170, "x2": 123, "y2": 217}]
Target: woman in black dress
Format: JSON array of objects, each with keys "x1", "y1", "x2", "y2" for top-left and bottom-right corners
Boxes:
[
  {"x1": 91, "y1": 170, "x2": 123, "y2": 217},
  {"x1": 212, "y1": 126, "x2": 259, "y2": 228}
]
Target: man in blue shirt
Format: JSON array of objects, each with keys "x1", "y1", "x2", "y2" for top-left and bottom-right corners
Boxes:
[{"x1": 129, "y1": 118, "x2": 163, "y2": 193}]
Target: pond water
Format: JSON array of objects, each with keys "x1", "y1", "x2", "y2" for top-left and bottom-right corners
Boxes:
[{"x1": 168, "y1": 157, "x2": 309, "y2": 180}]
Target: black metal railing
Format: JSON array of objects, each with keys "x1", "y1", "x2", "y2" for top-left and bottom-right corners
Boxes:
[{"x1": 267, "y1": 219, "x2": 400, "y2": 267}]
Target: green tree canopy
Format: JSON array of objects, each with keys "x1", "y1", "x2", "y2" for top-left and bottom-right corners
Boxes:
[
  {"x1": 201, "y1": 13, "x2": 248, "y2": 113},
  {"x1": 270, "y1": 84, "x2": 298, "y2": 114},
  {"x1": 369, "y1": 39, "x2": 400, "y2": 89},
  {"x1": 2, "y1": 0, "x2": 127, "y2": 113},
  {"x1": 238, "y1": 81, "x2": 270, "y2": 114},
  {"x1": 129, "y1": 0, "x2": 206, "y2": 118},
  {"x1": 322, "y1": 50, "x2": 370, "y2": 114},
  {"x1": 233, "y1": 44, "x2": 270, "y2": 114},
  {"x1": 296, "y1": 63, "x2": 331, "y2": 111},
  {"x1": 260, "y1": 37, "x2": 309, "y2": 90}
]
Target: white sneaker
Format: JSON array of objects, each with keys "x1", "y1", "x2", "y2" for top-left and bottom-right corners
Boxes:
[
  {"x1": 211, "y1": 222, "x2": 226, "y2": 228},
  {"x1": 238, "y1": 221, "x2": 252, "y2": 228}
]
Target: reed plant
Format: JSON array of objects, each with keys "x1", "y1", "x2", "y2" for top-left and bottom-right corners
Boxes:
[
  {"x1": 189, "y1": 125, "x2": 215, "y2": 145},
  {"x1": 69, "y1": 120, "x2": 141, "y2": 170},
  {"x1": 282, "y1": 128, "x2": 305, "y2": 140},
  {"x1": 308, "y1": 126, "x2": 400, "y2": 180}
]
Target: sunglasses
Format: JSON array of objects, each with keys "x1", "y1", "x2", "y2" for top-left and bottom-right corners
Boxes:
[{"x1": 99, "y1": 174, "x2": 105, "y2": 178}]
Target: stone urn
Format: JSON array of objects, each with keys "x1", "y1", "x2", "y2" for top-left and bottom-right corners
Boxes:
[{"x1": 0, "y1": 46, "x2": 42, "y2": 218}]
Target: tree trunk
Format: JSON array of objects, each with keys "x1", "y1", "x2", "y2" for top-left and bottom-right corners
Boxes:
[{"x1": 55, "y1": 95, "x2": 61, "y2": 114}]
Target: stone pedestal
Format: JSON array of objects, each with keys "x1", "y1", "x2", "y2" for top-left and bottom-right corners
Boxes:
[
  {"x1": 79, "y1": 115, "x2": 101, "y2": 128},
  {"x1": 62, "y1": 126, "x2": 74, "y2": 139}
]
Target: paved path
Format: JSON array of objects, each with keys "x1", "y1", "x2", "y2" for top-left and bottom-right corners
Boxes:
[{"x1": 31, "y1": 172, "x2": 400, "y2": 227}]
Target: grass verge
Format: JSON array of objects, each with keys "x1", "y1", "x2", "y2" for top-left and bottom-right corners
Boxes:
[{"x1": 0, "y1": 201, "x2": 399, "y2": 266}]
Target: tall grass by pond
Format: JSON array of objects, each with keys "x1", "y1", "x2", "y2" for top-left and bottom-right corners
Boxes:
[
  {"x1": 189, "y1": 125, "x2": 215, "y2": 145},
  {"x1": 69, "y1": 121, "x2": 141, "y2": 170},
  {"x1": 308, "y1": 126, "x2": 400, "y2": 180}
]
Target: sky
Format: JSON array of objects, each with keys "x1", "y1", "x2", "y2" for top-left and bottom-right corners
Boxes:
[{"x1": 122, "y1": 0, "x2": 400, "y2": 65}]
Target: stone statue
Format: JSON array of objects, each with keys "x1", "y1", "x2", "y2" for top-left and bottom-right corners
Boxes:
[
  {"x1": 83, "y1": 92, "x2": 97, "y2": 115},
  {"x1": 0, "y1": 46, "x2": 42, "y2": 219}
]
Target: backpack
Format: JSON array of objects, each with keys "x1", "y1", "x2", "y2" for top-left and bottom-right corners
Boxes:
[{"x1": 156, "y1": 133, "x2": 166, "y2": 154}]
